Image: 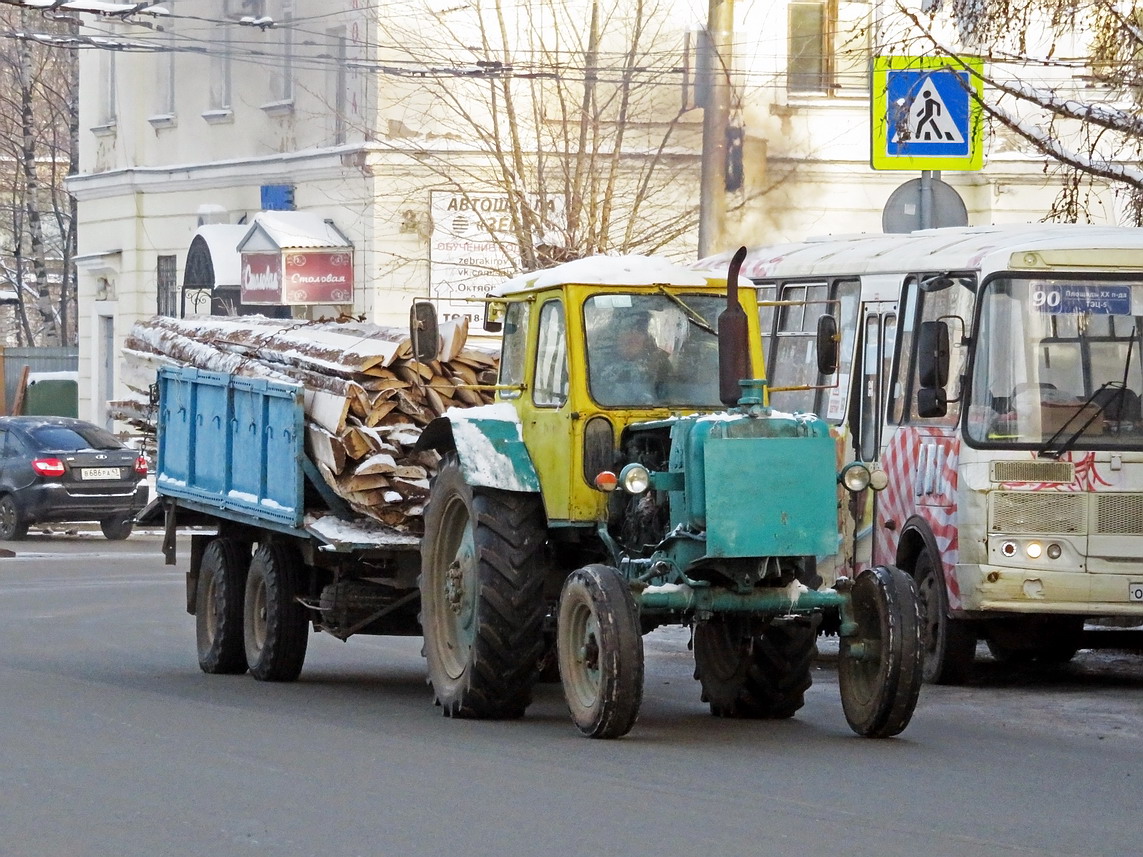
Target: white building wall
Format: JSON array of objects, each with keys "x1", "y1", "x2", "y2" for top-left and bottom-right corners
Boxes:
[{"x1": 70, "y1": 0, "x2": 1127, "y2": 427}]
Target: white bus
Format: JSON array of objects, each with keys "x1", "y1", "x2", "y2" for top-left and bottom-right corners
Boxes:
[{"x1": 699, "y1": 224, "x2": 1143, "y2": 682}]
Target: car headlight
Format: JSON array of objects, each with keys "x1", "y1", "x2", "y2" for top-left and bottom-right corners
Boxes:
[
  {"x1": 619, "y1": 463, "x2": 651, "y2": 494},
  {"x1": 839, "y1": 462, "x2": 871, "y2": 492}
]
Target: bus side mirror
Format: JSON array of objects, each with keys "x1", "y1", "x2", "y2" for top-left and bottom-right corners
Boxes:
[
  {"x1": 918, "y1": 320, "x2": 949, "y2": 388},
  {"x1": 410, "y1": 300, "x2": 439, "y2": 363},
  {"x1": 917, "y1": 387, "x2": 948, "y2": 418},
  {"x1": 816, "y1": 315, "x2": 839, "y2": 375}
]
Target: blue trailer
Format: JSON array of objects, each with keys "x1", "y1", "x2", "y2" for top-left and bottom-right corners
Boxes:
[{"x1": 150, "y1": 366, "x2": 422, "y2": 681}]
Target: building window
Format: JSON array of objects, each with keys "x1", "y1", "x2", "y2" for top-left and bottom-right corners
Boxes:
[
  {"x1": 210, "y1": 25, "x2": 232, "y2": 111},
  {"x1": 327, "y1": 27, "x2": 347, "y2": 144},
  {"x1": 787, "y1": 1, "x2": 870, "y2": 96},
  {"x1": 788, "y1": 2, "x2": 828, "y2": 94},
  {"x1": 153, "y1": 1, "x2": 176, "y2": 119},
  {"x1": 270, "y1": 0, "x2": 294, "y2": 103},
  {"x1": 157, "y1": 255, "x2": 178, "y2": 317},
  {"x1": 99, "y1": 45, "x2": 117, "y2": 125}
]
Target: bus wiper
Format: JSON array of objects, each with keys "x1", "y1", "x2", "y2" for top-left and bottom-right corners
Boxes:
[
  {"x1": 1038, "y1": 382, "x2": 1117, "y2": 459},
  {"x1": 1040, "y1": 322, "x2": 1138, "y2": 457}
]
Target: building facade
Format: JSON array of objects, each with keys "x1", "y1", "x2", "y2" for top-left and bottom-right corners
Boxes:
[{"x1": 70, "y1": 0, "x2": 1127, "y2": 425}]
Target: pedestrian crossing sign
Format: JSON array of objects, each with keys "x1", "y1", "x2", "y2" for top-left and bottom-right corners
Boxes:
[{"x1": 871, "y1": 56, "x2": 984, "y2": 171}]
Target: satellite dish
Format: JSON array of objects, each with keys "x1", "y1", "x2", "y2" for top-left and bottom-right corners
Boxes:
[{"x1": 882, "y1": 177, "x2": 968, "y2": 233}]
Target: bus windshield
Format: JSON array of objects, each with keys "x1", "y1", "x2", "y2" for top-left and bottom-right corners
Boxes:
[{"x1": 967, "y1": 276, "x2": 1143, "y2": 450}]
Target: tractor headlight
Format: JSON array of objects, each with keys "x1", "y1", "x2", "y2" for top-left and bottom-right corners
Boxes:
[
  {"x1": 839, "y1": 462, "x2": 872, "y2": 493},
  {"x1": 619, "y1": 463, "x2": 651, "y2": 494}
]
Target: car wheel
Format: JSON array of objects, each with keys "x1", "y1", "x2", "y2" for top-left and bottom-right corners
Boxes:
[
  {"x1": 0, "y1": 495, "x2": 28, "y2": 541},
  {"x1": 100, "y1": 514, "x2": 134, "y2": 541}
]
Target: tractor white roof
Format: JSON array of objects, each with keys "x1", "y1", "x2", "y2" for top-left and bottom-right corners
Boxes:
[
  {"x1": 694, "y1": 224, "x2": 1143, "y2": 280},
  {"x1": 492, "y1": 254, "x2": 729, "y2": 296}
]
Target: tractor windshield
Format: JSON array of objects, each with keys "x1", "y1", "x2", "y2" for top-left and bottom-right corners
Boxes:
[{"x1": 584, "y1": 293, "x2": 725, "y2": 408}]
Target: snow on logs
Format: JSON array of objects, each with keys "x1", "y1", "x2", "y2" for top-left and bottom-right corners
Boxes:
[{"x1": 118, "y1": 314, "x2": 497, "y2": 533}]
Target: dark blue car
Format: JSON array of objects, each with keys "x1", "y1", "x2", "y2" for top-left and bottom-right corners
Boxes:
[{"x1": 0, "y1": 416, "x2": 148, "y2": 540}]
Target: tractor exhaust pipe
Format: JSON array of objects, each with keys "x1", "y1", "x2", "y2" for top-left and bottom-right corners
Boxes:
[{"x1": 718, "y1": 246, "x2": 750, "y2": 406}]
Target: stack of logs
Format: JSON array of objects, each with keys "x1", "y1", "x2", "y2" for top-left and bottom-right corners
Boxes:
[{"x1": 116, "y1": 314, "x2": 498, "y2": 533}]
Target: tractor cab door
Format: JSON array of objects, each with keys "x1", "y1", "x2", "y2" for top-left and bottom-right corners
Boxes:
[{"x1": 516, "y1": 296, "x2": 577, "y2": 522}]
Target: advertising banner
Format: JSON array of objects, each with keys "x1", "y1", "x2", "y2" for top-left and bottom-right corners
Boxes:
[
  {"x1": 430, "y1": 190, "x2": 564, "y2": 326},
  {"x1": 240, "y1": 252, "x2": 283, "y2": 305},
  {"x1": 283, "y1": 251, "x2": 354, "y2": 305}
]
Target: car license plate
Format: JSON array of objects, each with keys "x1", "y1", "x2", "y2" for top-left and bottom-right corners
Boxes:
[
  {"x1": 1131, "y1": 582, "x2": 1143, "y2": 602},
  {"x1": 80, "y1": 467, "x2": 121, "y2": 480}
]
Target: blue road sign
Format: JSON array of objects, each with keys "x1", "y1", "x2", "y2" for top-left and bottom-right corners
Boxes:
[{"x1": 872, "y1": 57, "x2": 983, "y2": 171}]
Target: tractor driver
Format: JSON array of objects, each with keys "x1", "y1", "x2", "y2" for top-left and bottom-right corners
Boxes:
[{"x1": 589, "y1": 309, "x2": 672, "y2": 406}]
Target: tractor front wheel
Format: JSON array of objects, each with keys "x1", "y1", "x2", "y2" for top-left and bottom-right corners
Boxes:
[
  {"x1": 557, "y1": 565, "x2": 643, "y2": 739},
  {"x1": 838, "y1": 565, "x2": 924, "y2": 738}
]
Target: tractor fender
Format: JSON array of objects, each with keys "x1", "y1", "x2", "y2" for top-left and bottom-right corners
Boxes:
[{"x1": 416, "y1": 403, "x2": 541, "y2": 493}]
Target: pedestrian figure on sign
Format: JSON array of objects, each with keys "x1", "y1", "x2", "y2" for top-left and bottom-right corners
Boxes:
[{"x1": 915, "y1": 88, "x2": 953, "y2": 141}]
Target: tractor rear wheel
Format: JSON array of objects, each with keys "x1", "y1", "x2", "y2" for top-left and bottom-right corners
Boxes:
[
  {"x1": 693, "y1": 615, "x2": 816, "y2": 719},
  {"x1": 420, "y1": 458, "x2": 547, "y2": 719},
  {"x1": 838, "y1": 565, "x2": 924, "y2": 738},
  {"x1": 557, "y1": 564, "x2": 643, "y2": 739}
]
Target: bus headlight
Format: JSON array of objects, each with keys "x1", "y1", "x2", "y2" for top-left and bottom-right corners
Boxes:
[
  {"x1": 1025, "y1": 541, "x2": 1043, "y2": 559},
  {"x1": 869, "y1": 468, "x2": 889, "y2": 491},
  {"x1": 1046, "y1": 543, "x2": 1062, "y2": 560}
]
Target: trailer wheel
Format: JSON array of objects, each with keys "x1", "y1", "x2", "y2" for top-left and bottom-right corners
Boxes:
[
  {"x1": 693, "y1": 616, "x2": 816, "y2": 719},
  {"x1": 244, "y1": 541, "x2": 309, "y2": 682},
  {"x1": 916, "y1": 550, "x2": 976, "y2": 684},
  {"x1": 420, "y1": 458, "x2": 546, "y2": 719},
  {"x1": 196, "y1": 537, "x2": 250, "y2": 674},
  {"x1": 0, "y1": 495, "x2": 28, "y2": 541},
  {"x1": 557, "y1": 564, "x2": 643, "y2": 739},
  {"x1": 838, "y1": 565, "x2": 924, "y2": 738}
]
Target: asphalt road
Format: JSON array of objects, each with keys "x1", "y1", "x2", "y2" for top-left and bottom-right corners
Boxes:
[{"x1": 1, "y1": 533, "x2": 1140, "y2": 857}]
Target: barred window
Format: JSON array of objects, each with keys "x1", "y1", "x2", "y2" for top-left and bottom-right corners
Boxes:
[{"x1": 157, "y1": 255, "x2": 179, "y2": 317}]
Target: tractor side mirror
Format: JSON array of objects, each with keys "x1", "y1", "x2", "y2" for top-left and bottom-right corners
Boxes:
[
  {"x1": 410, "y1": 300, "x2": 440, "y2": 363},
  {"x1": 483, "y1": 300, "x2": 505, "y2": 333},
  {"x1": 816, "y1": 315, "x2": 839, "y2": 375}
]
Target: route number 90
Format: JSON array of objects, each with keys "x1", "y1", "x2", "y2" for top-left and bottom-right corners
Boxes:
[{"x1": 1032, "y1": 290, "x2": 1062, "y2": 309}]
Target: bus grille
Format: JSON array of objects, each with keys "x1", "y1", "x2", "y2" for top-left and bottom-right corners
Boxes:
[
  {"x1": 989, "y1": 491, "x2": 1087, "y2": 534},
  {"x1": 990, "y1": 460, "x2": 1074, "y2": 484},
  {"x1": 1094, "y1": 494, "x2": 1143, "y2": 535}
]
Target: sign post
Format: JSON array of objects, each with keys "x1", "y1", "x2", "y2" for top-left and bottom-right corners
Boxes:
[{"x1": 872, "y1": 56, "x2": 983, "y2": 231}]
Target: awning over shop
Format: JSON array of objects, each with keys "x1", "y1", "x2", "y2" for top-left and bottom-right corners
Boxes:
[{"x1": 183, "y1": 224, "x2": 248, "y2": 290}]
